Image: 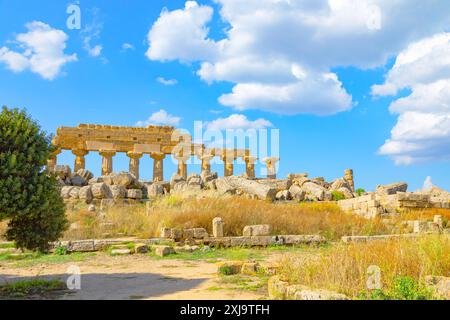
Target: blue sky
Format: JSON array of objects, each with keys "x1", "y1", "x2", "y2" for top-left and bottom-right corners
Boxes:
[{"x1": 1, "y1": 0, "x2": 450, "y2": 191}]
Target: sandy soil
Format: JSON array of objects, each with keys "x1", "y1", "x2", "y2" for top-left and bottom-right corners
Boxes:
[{"x1": 0, "y1": 253, "x2": 266, "y2": 300}]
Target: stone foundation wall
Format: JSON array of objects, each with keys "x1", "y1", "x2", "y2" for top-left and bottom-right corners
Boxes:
[{"x1": 338, "y1": 192, "x2": 450, "y2": 218}]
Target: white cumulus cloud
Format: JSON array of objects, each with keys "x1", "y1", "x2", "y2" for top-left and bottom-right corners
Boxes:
[
  {"x1": 206, "y1": 114, "x2": 273, "y2": 131},
  {"x1": 0, "y1": 21, "x2": 77, "y2": 80},
  {"x1": 136, "y1": 109, "x2": 181, "y2": 127},
  {"x1": 146, "y1": 0, "x2": 450, "y2": 116},
  {"x1": 374, "y1": 33, "x2": 450, "y2": 165}
]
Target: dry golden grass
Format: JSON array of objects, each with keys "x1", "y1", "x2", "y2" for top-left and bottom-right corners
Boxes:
[
  {"x1": 277, "y1": 235, "x2": 450, "y2": 298},
  {"x1": 0, "y1": 220, "x2": 8, "y2": 241},
  {"x1": 397, "y1": 208, "x2": 450, "y2": 225},
  {"x1": 64, "y1": 196, "x2": 392, "y2": 240}
]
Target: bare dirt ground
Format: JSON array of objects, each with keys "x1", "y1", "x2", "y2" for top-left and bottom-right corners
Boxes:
[{"x1": 0, "y1": 252, "x2": 273, "y2": 300}]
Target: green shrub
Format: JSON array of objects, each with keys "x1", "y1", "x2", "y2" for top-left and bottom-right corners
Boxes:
[
  {"x1": 355, "y1": 188, "x2": 366, "y2": 196},
  {"x1": 0, "y1": 107, "x2": 68, "y2": 252},
  {"x1": 331, "y1": 191, "x2": 345, "y2": 201},
  {"x1": 54, "y1": 246, "x2": 69, "y2": 256}
]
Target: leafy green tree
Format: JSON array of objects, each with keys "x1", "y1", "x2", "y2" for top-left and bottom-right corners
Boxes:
[{"x1": 0, "y1": 106, "x2": 67, "y2": 251}]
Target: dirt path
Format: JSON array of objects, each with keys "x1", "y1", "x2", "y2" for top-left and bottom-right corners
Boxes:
[{"x1": 0, "y1": 253, "x2": 266, "y2": 300}]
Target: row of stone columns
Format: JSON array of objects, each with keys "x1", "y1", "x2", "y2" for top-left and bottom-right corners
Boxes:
[{"x1": 48, "y1": 149, "x2": 278, "y2": 181}]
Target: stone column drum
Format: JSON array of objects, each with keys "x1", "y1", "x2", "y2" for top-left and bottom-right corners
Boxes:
[
  {"x1": 212, "y1": 217, "x2": 224, "y2": 238},
  {"x1": 151, "y1": 152, "x2": 166, "y2": 182},
  {"x1": 263, "y1": 157, "x2": 279, "y2": 179},
  {"x1": 127, "y1": 151, "x2": 143, "y2": 180},
  {"x1": 221, "y1": 154, "x2": 236, "y2": 177},
  {"x1": 47, "y1": 148, "x2": 61, "y2": 172},
  {"x1": 244, "y1": 156, "x2": 257, "y2": 179},
  {"x1": 174, "y1": 154, "x2": 190, "y2": 180},
  {"x1": 72, "y1": 149, "x2": 89, "y2": 172},
  {"x1": 201, "y1": 155, "x2": 214, "y2": 175},
  {"x1": 344, "y1": 169, "x2": 355, "y2": 192},
  {"x1": 99, "y1": 150, "x2": 116, "y2": 176}
]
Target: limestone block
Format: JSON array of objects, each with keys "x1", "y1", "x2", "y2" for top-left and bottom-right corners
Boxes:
[
  {"x1": 302, "y1": 182, "x2": 327, "y2": 201},
  {"x1": 217, "y1": 261, "x2": 244, "y2": 275},
  {"x1": 268, "y1": 276, "x2": 289, "y2": 300},
  {"x1": 88, "y1": 177, "x2": 104, "y2": 185},
  {"x1": 289, "y1": 185, "x2": 306, "y2": 201},
  {"x1": 183, "y1": 229, "x2": 194, "y2": 240},
  {"x1": 241, "y1": 262, "x2": 259, "y2": 275},
  {"x1": 192, "y1": 228, "x2": 208, "y2": 239},
  {"x1": 69, "y1": 186, "x2": 80, "y2": 199},
  {"x1": 257, "y1": 179, "x2": 292, "y2": 192},
  {"x1": 91, "y1": 182, "x2": 111, "y2": 199},
  {"x1": 79, "y1": 186, "x2": 93, "y2": 204},
  {"x1": 111, "y1": 172, "x2": 136, "y2": 188},
  {"x1": 153, "y1": 245, "x2": 175, "y2": 257},
  {"x1": 293, "y1": 289, "x2": 347, "y2": 300},
  {"x1": 212, "y1": 217, "x2": 224, "y2": 238},
  {"x1": 170, "y1": 174, "x2": 185, "y2": 189},
  {"x1": 134, "y1": 243, "x2": 149, "y2": 254},
  {"x1": 215, "y1": 178, "x2": 237, "y2": 195},
  {"x1": 413, "y1": 221, "x2": 428, "y2": 234},
  {"x1": 330, "y1": 178, "x2": 351, "y2": 191},
  {"x1": 147, "y1": 183, "x2": 165, "y2": 197},
  {"x1": 376, "y1": 182, "x2": 408, "y2": 195},
  {"x1": 201, "y1": 171, "x2": 218, "y2": 183},
  {"x1": 434, "y1": 215, "x2": 443, "y2": 229},
  {"x1": 276, "y1": 190, "x2": 291, "y2": 201},
  {"x1": 170, "y1": 228, "x2": 182, "y2": 242},
  {"x1": 187, "y1": 173, "x2": 203, "y2": 187},
  {"x1": 108, "y1": 185, "x2": 127, "y2": 199},
  {"x1": 425, "y1": 276, "x2": 450, "y2": 300},
  {"x1": 127, "y1": 189, "x2": 143, "y2": 199},
  {"x1": 69, "y1": 240, "x2": 95, "y2": 252},
  {"x1": 337, "y1": 187, "x2": 354, "y2": 199},
  {"x1": 111, "y1": 249, "x2": 132, "y2": 255},
  {"x1": 243, "y1": 225, "x2": 271, "y2": 237},
  {"x1": 53, "y1": 165, "x2": 72, "y2": 180},
  {"x1": 71, "y1": 174, "x2": 87, "y2": 187},
  {"x1": 61, "y1": 186, "x2": 75, "y2": 199}
]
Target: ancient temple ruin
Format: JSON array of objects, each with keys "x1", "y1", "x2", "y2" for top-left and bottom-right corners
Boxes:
[{"x1": 49, "y1": 124, "x2": 277, "y2": 180}]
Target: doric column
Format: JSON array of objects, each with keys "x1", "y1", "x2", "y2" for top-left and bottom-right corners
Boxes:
[
  {"x1": 200, "y1": 155, "x2": 214, "y2": 175},
  {"x1": 244, "y1": 156, "x2": 257, "y2": 179},
  {"x1": 99, "y1": 150, "x2": 116, "y2": 176},
  {"x1": 47, "y1": 148, "x2": 61, "y2": 172},
  {"x1": 344, "y1": 169, "x2": 355, "y2": 192},
  {"x1": 72, "y1": 149, "x2": 89, "y2": 172},
  {"x1": 151, "y1": 152, "x2": 166, "y2": 182},
  {"x1": 221, "y1": 153, "x2": 236, "y2": 177},
  {"x1": 127, "y1": 151, "x2": 143, "y2": 180},
  {"x1": 174, "y1": 154, "x2": 190, "y2": 179},
  {"x1": 262, "y1": 157, "x2": 279, "y2": 179}
]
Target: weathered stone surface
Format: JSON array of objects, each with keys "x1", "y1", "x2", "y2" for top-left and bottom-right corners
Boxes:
[
  {"x1": 153, "y1": 245, "x2": 175, "y2": 257},
  {"x1": 100, "y1": 199, "x2": 116, "y2": 211},
  {"x1": 243, "y1": 225, "x2": 271, "y2": 236},
  {"x1": 88, "y1": 177, "x2": 103, "y2": 185},
  {"x1": 289, "y1": 185, "x2": 306, "y2": 201},
  {"x1": 170, "y1": 174, "x2": 185, "y2": 189},
  {"x1": 215, "y1": 178, "x2": 236, "y2": 195},
  {"x1": 87, "y1": 204, "x2": 96, "y2": 212},
  {"x1": 302, "y1": 182, "x2": 327, "y2": 201},
  {"x1": 69, "y1": 186, "x2": 80, "y2": 199},
  {"x1": 108, "y1": 185, "x2": 127, "y2": 199},
  {"x1": 127, "y1": 189, "x2": 143, "y2": 199},
  {"x1": 111, "y1": 249, "x2": 132, "y2": 255},
  {"x1": 170, "y1": 229, "x2": 182, "y2": 242},
  {"x1": 337, "y1": 187, "x2": 354, "y2": 199},
  {"x1": 71, "y1": 174, "x2": 88, "y2": 187},
  {"x1": 217, "y1": 176, "x2": 277, "y2": 201},
  {"x1": 193, "y1": 228, "x2": 208, "y2": 239},
  {"x1": 70, "y1": 240, "x2": 95, "y2": 252},
  {"x1": 76, "y1": 169, "x2": 93, "y2": 181},
  {"x1": 201, "y1": 171, "x2": 218, "y2": 183},
  {"x1": 268, "y1": 276, "x2": 289, "y2": 300},
  {"x1": 79, "y1": 186, "x2": 93, "y2": 203},
  {"x1": 187, "y1": 173, "x2": 203, "y2": 187},
  {"x1": 147, "y1": 183, "x2": 165, "y2": 197},
  {"x1": 376, "y1": 182, "x2": 408, "y2": 195},
  {"x1": 134, "y1": 243, "x2": 149, "y2": 254},
  {"x1": 112, "y1": 172, "x2": 136, "y2": 188},
  {"x1": 329, "y1": 178, "x2": 351, "y2": 191},
  {"x1": 425, "y1": 276, "x2": 450, "y2": 300},
  {"x1": 257, "y1": 179, "x2": 292, "y2": 191},
  {"x1": 276, "y1": 190, "x2": 291, "y2": 201},
  {"x1": 61, "y1": 186, "x2": 75, "y2": 199},
  {"x1": 91, "y1": 182, "x2": 111, "y2": 199},
  {"x1": 54, "y1": 165, "x2": 72, "y2": 180},
  {"x1": 213, "y1": 217, "x2": 224, "y2": 238}
]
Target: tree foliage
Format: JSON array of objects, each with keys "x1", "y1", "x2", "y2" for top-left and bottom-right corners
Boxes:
[{"x1": 0, "y1": 106, "x2": 67, "y2": 251}]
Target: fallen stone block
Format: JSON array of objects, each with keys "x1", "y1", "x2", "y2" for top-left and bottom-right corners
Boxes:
[
  {"x1": 426, "y1": 275, "x2": 450, "y2": 300},
  {"x1": 111, "y1": 249, "x2": 132, "y2": 255},
  {"x1": 212, "y1": 217, "x2": 224, "y2": 238},
  {"x1": 243, "y1": 224, "x2": 271, "y2": 237},
  {"x1": 134, "y1": 243, "x2": 149, "y2": 254},
  {"x1": 376, "y1": 182, "x2": 408, "y2": 195},
  {"x1": 217, "y1": 261, "x2": 244, "y2": 275},
  {"x1": 153, "y1": 245, "x2": 175, "y2": 257},
  {"x1": 241, "y1": 262, "x2": 259, "y2": 275}
]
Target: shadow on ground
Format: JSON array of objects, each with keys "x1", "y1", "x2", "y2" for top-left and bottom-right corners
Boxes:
[{"x1": 0, "y1": 273, "x2": 208, "y2": 300}]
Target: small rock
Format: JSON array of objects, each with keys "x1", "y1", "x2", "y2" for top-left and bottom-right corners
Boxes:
[
  {"x1": 134, "y1": 243, "x2": 149, "y2": 254},
  {"x1": 111, "y1": 249, "x2": 132, "y2": 255},
  {"x1": 87, "y1": 204, "x2": 96, "y2": 212},
  {"x1": 241, "y1": 262, "x2": 259, "y2": 275}
]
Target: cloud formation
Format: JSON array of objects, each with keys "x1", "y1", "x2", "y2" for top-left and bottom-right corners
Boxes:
[
  {"x1": 0, "y1": 21, "x2": 77, "y2": 80},
  {"x1": 206, "y1": 114, "x2": 273, "y2": 131},
  {"x1": 374, "y1": 33, "x2": 450, "y2": 164},
  {"x1": 146, "y1": 0, "x2": 450, "y2": 115},
  {"x1": 156, "y1": 77, "x2": 178, "y2": 86},
  {"x1": 136, "y1": 109, "x2": 181, "y2": 127}
]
